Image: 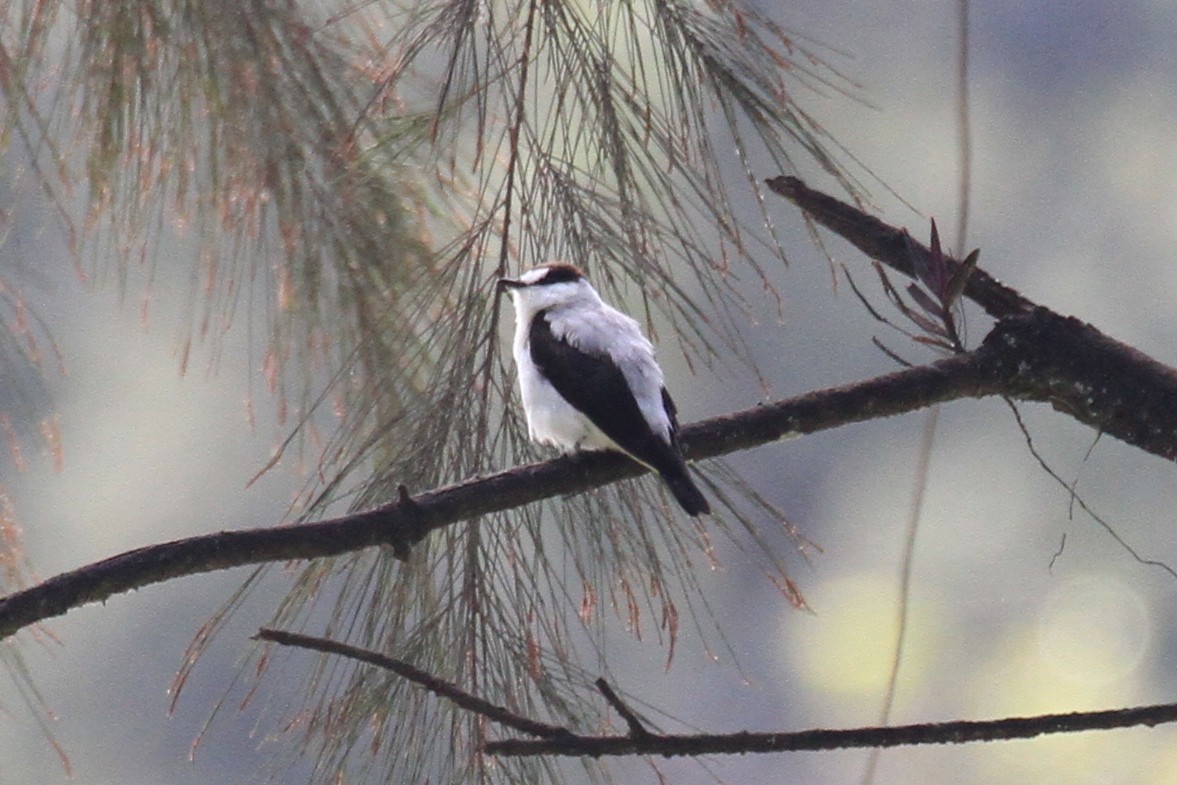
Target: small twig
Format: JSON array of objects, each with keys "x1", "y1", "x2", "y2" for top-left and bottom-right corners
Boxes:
[
  {"x1": 595, "y1": 678, "x2": 653, "y2": 739},
  {"x1": 254, "y1": 628, "x2": 571, "y2": 740},
  {"x1": 1003, "y1": 400, "x2": 1177, "y2": 580},
  {"x1": 1048, "y1": 532, "x2": 1067, "y2": 573}
]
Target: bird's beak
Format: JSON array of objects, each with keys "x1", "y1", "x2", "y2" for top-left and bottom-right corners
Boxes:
[{"x1": 497, "y1": 277, "x2": 524, "y2": 292}]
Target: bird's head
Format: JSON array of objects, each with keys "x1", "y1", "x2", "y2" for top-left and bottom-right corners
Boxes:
[{"x1": 497, "y1": 263, "x2": 599, "y2": 316}]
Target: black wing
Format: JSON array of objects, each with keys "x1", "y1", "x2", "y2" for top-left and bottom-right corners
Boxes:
[
  {"x1": 661, "y1": 387, "x2": 681, "y2": 445},
  {"x1": 529, "y1": 311, "x2": 709, "y2": 515}
]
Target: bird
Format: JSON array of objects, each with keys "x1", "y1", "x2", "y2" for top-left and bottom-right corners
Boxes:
[{"x1": 498, "y1": 262, "x2": 710, "y2": 516}]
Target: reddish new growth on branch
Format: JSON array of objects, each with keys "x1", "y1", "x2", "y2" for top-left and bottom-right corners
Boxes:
[{"x1": 768, "y1": 175, "x2": 1177, "y2": 463}]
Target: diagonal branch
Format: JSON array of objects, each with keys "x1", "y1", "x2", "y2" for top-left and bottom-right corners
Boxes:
[
  {"x1": 254, "y1": 628, "x2": 572, "y2": 740},
  {"x1": 594, "y1": 678, "x2": 653, "y2": 739},
  {"x1": 765, "y1": 175, "x2": 1033, "y2": 318},
  {"x1": 0, "y1": 350, "x2": 1002, "y2": 641}
]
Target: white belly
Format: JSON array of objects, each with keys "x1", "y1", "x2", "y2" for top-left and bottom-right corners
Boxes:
[{"x1": 517, "y1": 361, "x2": 617, "y2": 451}]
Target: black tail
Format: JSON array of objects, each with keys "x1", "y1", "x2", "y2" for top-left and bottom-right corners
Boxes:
[{"x1": 661, "y1": 466, "x2": 710, "y2": 517}]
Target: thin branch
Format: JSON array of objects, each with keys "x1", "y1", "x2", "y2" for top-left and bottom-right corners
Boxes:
[
  {"x1": 252, "y1": 630, "x2": 1177, "y2": 761},
  {"x1": 595, "y1": 678, "x2": 653, "y2": 739},
  {"x1": 0, "y1": 349, "x2": 1002, "y2": 641},
  {"x1": 862, "y1": 406, "x2": 939, "y2": 785},
  {"x1": 954, "y1": 0, "x2": 973, "y2": 251},
  {"x1": 1004, "y1": 399, "x2": 1177, "y2": 580},
  {"x1": 765, "y1": 176, "x2": 1031, "y2": 317},
  {"x1": 254, "y1": 628, "x2": 571, "y2": 740},
  {"x1": 485, "y1": 701, "x2": 1177, "y2": 757}
]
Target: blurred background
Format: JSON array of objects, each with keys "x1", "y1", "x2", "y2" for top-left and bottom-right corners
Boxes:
[{"x1": 6, "y1": 1, "x2": 1177, "y2": 783}]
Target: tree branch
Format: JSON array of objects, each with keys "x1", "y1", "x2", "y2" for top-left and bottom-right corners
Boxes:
[
  {"x1": 6, "y1": 179, "x2": 1177, "y2": 643},
  {"x1": 485, "y1": 701, "x2": 1177, "y2": 757},
  {"x1": 987, "y1": 308, "x2": 1177, "y2": 461},
  {"x1": 0, "y1": 350, "x2": 1002, "y2": 641},
  {"x1": 254, "y1": 628, "x2": 572, "y2": 740},
  {"x1": 766, "y1": 176, "x2": 1177, "y2": 463},
  {"x1": 251, "y1": 629, "x2": 1177, "y2": 760},
  {"x1": 594, "y1": 678, "x2": 653, "y2": 739},
  {"x1": 765, "y1": 175, "x2": 1034, "y2": 317}
]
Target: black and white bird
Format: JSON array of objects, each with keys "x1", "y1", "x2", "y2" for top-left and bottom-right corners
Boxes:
[{"x1": 498, "y1": 263, "x2": 710, "y2": 516}]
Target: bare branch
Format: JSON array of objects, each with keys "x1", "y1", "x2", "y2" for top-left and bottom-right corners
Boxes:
[
  {"x1": 594, "y1": 679, "x2": 653, "y2": 740},
  {"x1": 249, "y1": 630, "x2": 1177, "y2": 761},
  {"x1": 254, "y1": 628, "x2": 571, "y2": 740},
  {"x1": 0, "y1": 349, "x2": 1003, "y2": 641},
  {"x1": 486, "y1": 701, "x2": 1177, "y2": 757},
  {"x1": 251, "y1": 629, "x2": 1177, "y2": 761},
  {"x1": 764, "y1": 176, "x2": 1032, "y2": 317}
]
